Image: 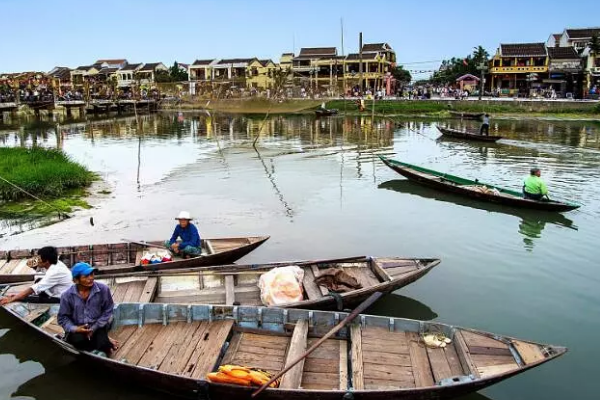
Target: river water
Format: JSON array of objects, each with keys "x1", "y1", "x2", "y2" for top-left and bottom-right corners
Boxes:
[{"x1": 0, "y1": 112, "x2": 599, "y2": 400}]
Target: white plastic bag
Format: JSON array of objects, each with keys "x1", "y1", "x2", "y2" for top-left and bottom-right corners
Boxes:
[{"x1": 258, "y1": 266, "x2": 305, "y2": 306}]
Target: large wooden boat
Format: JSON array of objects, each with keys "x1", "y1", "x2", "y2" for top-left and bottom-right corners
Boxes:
[
  {"x1": 437, "y1": 126, "x2": 503, "y2": 142},
  {"x1": 0, "y1": 236, "x2": 269, "y2": 284},
  {"x1": 3, "y1": 301, "x2": 566, "y2": 400},
  {"x1": 4, "y1": 256, "x2": 440, "y2": 311},
  {"x1": 379, "y1": 156, "x2": 580, "y2": 212},
  {"x1": 315, "y1": 108, "x2": 338, "y2": 117},
  {"x1": 448, "y1": 111, "x2": 484, "y2": 120}
]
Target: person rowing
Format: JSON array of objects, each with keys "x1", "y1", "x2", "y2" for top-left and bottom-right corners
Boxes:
[
  {"x1": 165, "y1": 211, "x2": 202, "y2": 258},
  {"x1": 523, "y1": 167, "x2": 549, "y2": 201},
  {"x1": 480, "y1": 114, "x2": 490, "y2": 135}
]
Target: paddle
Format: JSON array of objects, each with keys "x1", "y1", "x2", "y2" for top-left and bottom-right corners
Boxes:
[{"x1": 251, "y1": 291, "x2": 383, "y2": 398}]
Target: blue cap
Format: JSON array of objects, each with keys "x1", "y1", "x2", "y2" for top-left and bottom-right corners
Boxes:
[{"x1": 71, "y1": 262, "x2": 98, "y2": 279}]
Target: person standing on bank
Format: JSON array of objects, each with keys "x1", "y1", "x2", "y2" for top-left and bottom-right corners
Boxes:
[
  {"x1": 0, "y1": 246, "x2": 72, "y2": 305},
  {"x1": 58, "y1": 262, "x2": 117, "y2": 355},
  {"x1": 523, "y1": 168, "x2": 549, "y2": 201},
  {"x1": 165, "y1": 211, "x2": 202, "y2": 257},
  {"x1": 480, "y1": 114, "x2": 490, "y2": 135}
]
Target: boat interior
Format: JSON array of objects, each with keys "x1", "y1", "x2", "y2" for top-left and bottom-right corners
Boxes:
[
  {"x1": 6, "y1": 302, "x2": 563, "y2": 391},
  {"x1": 0, "y1": 237, "x2": 264, "y2": 279},
  {"x1": 5, "y1": 258, "x2": 431, "y2": 307}
]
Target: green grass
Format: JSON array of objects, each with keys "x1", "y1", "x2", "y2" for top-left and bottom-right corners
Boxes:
[
  {"x1": 0, "y1": 147, "x2": 96, "y2": 203},
  {"x1": 326, "y1": 100, "x2": 600, "y2": 117},
  {"x1": 0, "y1": 188, "x2": 92, "y2": 217}
]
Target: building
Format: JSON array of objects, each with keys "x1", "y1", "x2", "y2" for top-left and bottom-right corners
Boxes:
[
  {"x1": 70, "y1": 65, "x2": 100, "y2": 88},
  {"x1": 547, "y1": 47, "x2": 582, "y2": 97},
  {"x1": 292, "y1": 47, "x2": 343, "y2": 92},
  {"x1": 94, "y1": 59, "x2": 128, "y2": 69},
  {"x1": 136, "y1": 63, "x2": 168, "y2": 86},
  {"x1": 48, "y1": 67, "x2": 72, "y2": 93},
  {"x1": 489, "y1": 43, "x2": 549, "y2": 97},
  {"x1": 552, "y1": 27, "x2": 600, "y2": 51},
  {"x1": 246, "y1": 59, "x2": 278, "y2": 89},
  {"x1": 211, "y1": 58, "x2": 256, "y2": 85},
  {"x1": 582, "y1": 47, "x2": 600, "y2": 96},
  {"x1": 279, "y1": 53, "x2": 294, "y2": 71},
  {"x1": 189, "y1": 59, "x2": 218, "y2": 82},
  {"x1": 455, "y1": 74, "x2": 480, "y2": 93},
  {"x1": 117, "y1": 63, "x2": 143, "y2": 88}
]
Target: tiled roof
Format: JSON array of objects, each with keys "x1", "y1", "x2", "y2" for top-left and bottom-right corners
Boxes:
[
  {"x1": 552, "y1": 34, "x2": 562, "y2": 41},
  {"x1": 258, "y1": 59, "x2": 274, "y2": 67},
  {"x1": 500, "y1": 43, "x2": 547, "y2": 57},
  {"x1": 281, "y1": 53, "x2": 295, "y2": 56},
  {"x1": 456, "y1": 73, "x2": 480, "y2": 82},
  {"x1": 346, "y1": 53, "x2": 378, "y2": 60},
  {"x1": 298, "y1": 47, "x2": 337, "y2": 57},
  {"x1": 74, "y1": 65, "x2": 95, "y2": 72},
  {"x1": 548, "y1": 46, "x2": 580, "y2": 59},
  {"x1": 98, "y1": 67, "x2": 119, "y2": 74},
  {"x1": 96, "y1": 59, "x2": 127, "y2": 64},
  {"x1": 362, "y1": 43, "x2": 391, "y2": 53},
  {"x1": 191, "y1": 59, "x2": 216, "y2": 66},
  {"x1": 216, "y1": 58, "x2": 256, "y2": 64},
  {"x1": 566, "y1": 28, "x2": 600, "y2": 39},
  {"x1": 48, "y1": 67, "x2": 71, "y2": 79},
  {"x1": 119, "y1": 63, "x2": 143, "y2": 71},
  {"x1": 139, "y1": 63, "x2": 164, "y2": 71}
]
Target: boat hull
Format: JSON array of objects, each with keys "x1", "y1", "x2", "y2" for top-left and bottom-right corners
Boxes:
[
  {"x1": 437, "y1": 126, "x2": 502, "y2": 142},
  {"x1": 379, "y1": 157, "x2": 579, "y2": 212}
]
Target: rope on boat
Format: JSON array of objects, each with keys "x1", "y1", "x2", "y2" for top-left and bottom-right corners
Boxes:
[{"x1": 0, "y1": 174, "x2": 71, "y2": 219}]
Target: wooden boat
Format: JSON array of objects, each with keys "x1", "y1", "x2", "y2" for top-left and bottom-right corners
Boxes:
[
  {"x1": 315, "y1": 108, "x2": 338, "y2": 117},
  {"x1": 4, "y1": 256, "x2": 440, "y2": 311},
  {"x1": 3, "y1": 301, "x2": 566, "y2": 399},
  {"x1": 379, "y1": 156, "x2": 580, "y2": 212},
  {"x1": 437, "y1": 126, "x2": 503, "y2": 142},
  {"x1": 0, "y1": 236, "x2": 269, "y2": 284},
  {"x1": 449, "y1": 111, "x2": 484, "y2": 120}
]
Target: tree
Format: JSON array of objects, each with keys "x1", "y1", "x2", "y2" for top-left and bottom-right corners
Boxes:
[
  {"x1": 169, "y1": 61, "x2": 189, "y2": 82},
  {"x1": 472, "y1": 45, "x2": 490, "y2": 64},
  {"x1": 392, "y1": 65, "x2": 412, "y2": 83},
  {"x1": 155, "y1": 69, "x2": 172, "y2": 83},
  {"x1": 589, "y1": 33, "x2": 600, "y2": 55}
]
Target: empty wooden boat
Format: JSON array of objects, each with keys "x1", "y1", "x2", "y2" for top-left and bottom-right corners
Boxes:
[
  {"x1": 3, "y1": 256, "x2": 440, "y2": 311},
  {"x1": 3, "y1": 301, "x2": 567, "y2": 400},
  {"x1": 315, "y1": 108, "x2": 338, "y2": 117},
  {"x1": 437, "y1": 126, "x2": 502, "y2": 142},
  {"x1": 379, "y1": 156, "x2": 580, "y2": 212},
  {"x1": 0, "y1": 236, "x2": 269, "y2": 284},
  {"x1": 448, "y1": 111, "x2": 484, "y2": 120}
]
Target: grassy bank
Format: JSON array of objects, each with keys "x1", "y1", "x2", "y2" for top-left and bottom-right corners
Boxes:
[
  {"x1": 0, "y1": 147, "x2": 96, "y2": 215},
  {"x1": 163, "y1": 98, "x2": 321, "y2": 114},
  {"x1": 326, "y1": 100, "x2": 600, "y2": 118}
]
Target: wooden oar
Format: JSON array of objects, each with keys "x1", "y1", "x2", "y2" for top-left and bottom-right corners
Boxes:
[{"x1": 251, "y1": 291, "x2": 383, "y2": 398}]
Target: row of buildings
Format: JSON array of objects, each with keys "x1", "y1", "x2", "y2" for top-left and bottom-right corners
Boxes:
[
  {"x1": 488, "y1": 27, "x2": 600, "y2": 98},
  {"x1": 187, "y1": 43, "x2": 396, "y2": 95},
  {"x1": 1, "y1": 42, "x2": 397, "y2": 99}
]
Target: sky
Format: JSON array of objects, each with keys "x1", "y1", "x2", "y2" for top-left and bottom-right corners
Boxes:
[{"x1": 1, "y1": 0, "x2": 599, "y2": 79}]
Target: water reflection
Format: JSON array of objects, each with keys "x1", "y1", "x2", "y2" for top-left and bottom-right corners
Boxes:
[
  {"x1": 378, "y1": 179, "x2": 577, "y2": 251},
  {"x1": 366, "y1": 293, "x2": 438, "y2": 320}
]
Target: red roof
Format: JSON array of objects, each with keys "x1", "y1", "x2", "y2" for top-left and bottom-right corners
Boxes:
[{"x1": 456, "y1": 74, "x2": 480, "y2": 82}]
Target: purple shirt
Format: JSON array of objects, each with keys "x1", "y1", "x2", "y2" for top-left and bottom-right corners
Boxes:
[{"x1": 58, "y1": 282, "x2": 114, "y2": 333}]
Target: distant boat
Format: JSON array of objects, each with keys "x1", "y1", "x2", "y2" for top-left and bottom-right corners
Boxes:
[
  {"x1": 315, "y1": 108, "x2": 338, "y2": 117},
  {"x1": 3, "y1": 301, "x2": 567, "y2": 399},
  {"x1": 437, "y1": 126, "x2": 503, "y2": 142},
  {"x1": 0, "y1": 236, "x2": 270, "y2": 284},
  {"x1": 379, "y1": 156, "x2": 580, "y2": 212},
  {"x1": 449, "y1": 111, "x2": 484, "y2": 120}
]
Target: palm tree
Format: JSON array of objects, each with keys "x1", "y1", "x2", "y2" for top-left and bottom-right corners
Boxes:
[{"x1": 472, "y1": 46, "x2": 490, "y2": 64}]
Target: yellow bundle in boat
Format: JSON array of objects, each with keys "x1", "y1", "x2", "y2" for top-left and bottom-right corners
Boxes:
[{"x1": 207, "y1": 365, "x2": 279, "y2": 388}]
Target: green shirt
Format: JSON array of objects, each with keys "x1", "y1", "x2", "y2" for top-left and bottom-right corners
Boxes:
[{"x1": 523, "y1": 175, "x2": 548, "y2": 195}]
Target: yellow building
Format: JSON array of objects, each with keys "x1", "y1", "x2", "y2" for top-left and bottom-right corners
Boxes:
[
  {"x1": 246, "y1": 59, "x2": 278, "y2": 89},
  {"x1": 489, "y1": 43, "x2": 549, "y2": 97}
]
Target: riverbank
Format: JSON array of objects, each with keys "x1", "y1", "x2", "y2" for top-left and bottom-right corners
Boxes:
[
  {"x1": 162, "y1": 98, "x2": 322, "y2": 114},
  {"x1": 0, "y1": 147, "x2": 96, "y2": 217},
  {"x1": 325, "y1": 99, "x2": 600, "y2": 119}
]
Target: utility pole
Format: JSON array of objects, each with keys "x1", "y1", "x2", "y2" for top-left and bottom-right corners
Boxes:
[
  {"x1": 340, "y1": 18, "x2": 345, "y2": 56},
  {"x1": 477, "y1": 61, "x2": 488, "y2": 100},
  {"x1": 359, "y1": 32, "x2": 363, "y2": 92}
]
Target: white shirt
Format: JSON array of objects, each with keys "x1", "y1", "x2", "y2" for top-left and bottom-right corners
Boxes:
[{"x1": 30, "y1": 260, "x2": 73, "y2": 298}]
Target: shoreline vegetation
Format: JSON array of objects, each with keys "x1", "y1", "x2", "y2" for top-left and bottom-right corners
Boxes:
[
  {"x1": 0, "y1": 148, "x2": 96, "y2": 217},
  {"x1": 159, "y1": 98, "x2": 600, "y2": 119}
]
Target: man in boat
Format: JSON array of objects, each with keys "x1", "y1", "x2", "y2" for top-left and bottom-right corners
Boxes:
[
  {"x1": 0, "y1": 246, "x2": 72, "y2": 305},
  {"x1": 523, "y1": 168, "x2": 549, "y2": 201},
  {"x1": 58, "y1": 262, "x2": 117, "y2": 355},
  {"x1": 165, "y1": 211, "x2": 202, "y2": 257},
  {"x1": 480, "y1": 114, "x2": 490, "y2": 135}
]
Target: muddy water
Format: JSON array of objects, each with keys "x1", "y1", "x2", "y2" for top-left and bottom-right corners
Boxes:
[{"x1": 0, "y1": 113, "x2": 599, "y2": 400}]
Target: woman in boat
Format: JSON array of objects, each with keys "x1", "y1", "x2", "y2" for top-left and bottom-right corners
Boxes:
[
  {"x1": 165, "y1": 211, "x2": 202, "y2": 257},
  {"x1": 0, "y1": 246, "x2": 72, "y2": 305},
  {"x1": 523, "y1": 168, "x2": 549, "y2": 201}
]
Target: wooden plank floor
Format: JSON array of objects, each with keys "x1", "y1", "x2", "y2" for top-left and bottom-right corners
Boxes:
[
  {"x1": 111, "y1": 320, "x2": 234, "y2": 379},
  {"x1": 458, "y1": 329, "x2": 518, "y2": 378},
  {"x1": 301, "y1": 338, "x2": 344, "y2": 390},
  {"x1": 221, "y1": 332, "x2": 289, "y2": 374}
]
